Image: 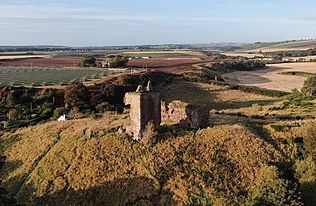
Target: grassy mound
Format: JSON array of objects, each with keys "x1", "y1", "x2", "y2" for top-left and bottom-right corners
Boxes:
[{"x1": 1, "y1": 113, "x2": 303, "y2": 205}]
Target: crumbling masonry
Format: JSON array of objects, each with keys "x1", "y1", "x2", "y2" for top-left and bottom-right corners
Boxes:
[{"x1": 124, "y1": 81, "x2": 161, "y2": 140}]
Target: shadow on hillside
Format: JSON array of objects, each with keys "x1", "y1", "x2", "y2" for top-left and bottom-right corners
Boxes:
[
  {"x1": 223, "y1": 73, "x2": 272, "y2": 85},
  {"x1": 0, "y1": 159, "x2": 24, "y2": 198},
  {"x1": 222, "y1": 67, "x2": 292, "y2": 85},
  {"x1": 212, "y1": 99, "x2": 278, "y2": 110},
  {"x1": 17, "y1": 176, "x2": 171, "y2": 206},
  {"x1": 243, "y1": 122, "x2": 289, "y2": 159},
  {"x1": 1, "y1": 160, "x2": 23, "y2": 176},
  {"x1": 156, "y1": 124, "x2": 196, "y2": 144},
  {"x1": 161, "y1": 79, "x2": 278, "y2": 111},
  {"x1": 301, "y1": 181, "x2": 316, "y2": 205}
]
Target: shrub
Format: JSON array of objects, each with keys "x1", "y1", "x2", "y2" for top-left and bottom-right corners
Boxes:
[
  {"x1": 301, "y1": 76, "x2": 316, "y2": 97},
  {"x1": 245, "y1": 165, "x2": 302, "y2": 206},
  {"x1": 282, "y1": 89, "x2": 314, "y2": 109},
  {"x1": 295, "y1": 155, "x2": 316, "y2": 205},
  {"x1": 96, "y1": 102, "x2": 115, "y2": 113},
  {"x1": 79, "y1": 57, "x2": 97, "y2": 67},
  {"x1": 7, "y1": 109, "x2": 20, "y2": 121},
  {"x1": 109, "y1": 55, "x2": 129, "y2": 68},
  {"x1": 41, "y1": 108, "x2": 53, "y2": 117},
  {"x1": 53, "y1": 107, "x2": 66, "y2": 119},
  {"x1": 68, "y1": 107, "x2": 83, "y2": 119},
  {"x1": 292, "y1": 123, "x2": 316, "y2": 205},
  {"x1": 302, "y1": 124, "x2": 316, "y2": 158},
  {"x1": 188, "y1": 191, "x2": 213, "y2": 206}
]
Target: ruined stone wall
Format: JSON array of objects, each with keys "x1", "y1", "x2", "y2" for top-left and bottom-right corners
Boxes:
[{"x1": 162, "y1": 101, "x2": 209, "y2": 129}]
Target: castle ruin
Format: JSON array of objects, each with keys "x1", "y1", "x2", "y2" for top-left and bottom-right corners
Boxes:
[
  {"x1": 124, "y1": 81, "x2": 161, "y2": 140},
  {"x1": 162, "y1": 101, "x2": 209, "y2": 129}
]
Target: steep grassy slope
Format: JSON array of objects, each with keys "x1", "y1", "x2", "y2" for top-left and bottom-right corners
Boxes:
[{"x1": 0, "y1": 112, "x2": 305, "y2": 205}]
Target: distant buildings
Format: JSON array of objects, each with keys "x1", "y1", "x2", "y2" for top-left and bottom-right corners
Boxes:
[{"x1": 100, "y1": 59, "x2": 111, "y2": 68}]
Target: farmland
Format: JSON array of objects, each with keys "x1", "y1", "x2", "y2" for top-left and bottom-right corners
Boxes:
[
  {"x1": 128, "y1": 57, "x2": 211, "y2": 73},
  {"x1": 123, "y1": 50, "x2": 205, "y2": 58},
  {"x1": 123, "y1": 52, "x2": 187, "y2": 58},
  {"x1": 242, "y1": 39, "x2": 316, "y2": 52},
  {"x1": 0, "y1": 67, "x2": 123, "y2": 86},
  {"x1": 0, "y1": 55, "x2": 50, "y2": 60},
  {"x1": 0, "y1": 56, "x2": 81, "y2": 67},
  {"x1": 222, "y1": 62, "x2": 316, "y2": 92}
]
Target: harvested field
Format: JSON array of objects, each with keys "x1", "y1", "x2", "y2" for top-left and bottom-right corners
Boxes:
[
  {"x1": 128, "y1": 58, "x2": 212, "y2": 73},
  {"x1": 0, "y1": 55, "x2": 50, "y2": 60},
  {"x1": 222, "y1": 62, "x2": 316, "y2": 92},
  {"x1": 123, "y1": 50, "x2": 204, "y2": 57},
  {"x1": 0, "y1": 56, "x2": 81, "y2": 67},
  {"x1": 0, "y1": 55, "x2": 212, "y2": 74}
]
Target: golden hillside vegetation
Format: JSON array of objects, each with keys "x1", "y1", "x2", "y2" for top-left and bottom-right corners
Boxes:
[
  {"x1": 0, "y1": 111, "x2": 307, "y2": 205},
  {"x1": 1, "y1": 79, "x2": 316, "y2": 205}
]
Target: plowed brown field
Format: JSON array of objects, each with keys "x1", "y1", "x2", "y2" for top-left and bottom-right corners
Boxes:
[
  {"x1": 0, "y1": 55, "x2": 213, "y2": 74},
  {"x1": 128, "y1": 58, "x2": 212, "y2": 73}
]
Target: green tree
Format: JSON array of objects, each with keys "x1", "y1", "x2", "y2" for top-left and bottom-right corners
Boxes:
[
  {"x1": 64, "y1": 81, "x2": 90, "y2": 110},
  {"x1": 79, "y1": 57, "x2": 97, "y2": 67},
  {"x1": 110, "y1": 56, "x2": 129, "y2": 68},
  {"x1": 53, "y1": 107, "x2": 66, "y2": 119},
  {"x1": 272, "y1": 55, "x2": 283, "y2": 62}
]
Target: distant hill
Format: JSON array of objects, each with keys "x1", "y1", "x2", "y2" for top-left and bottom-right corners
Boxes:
[
  {"x1": 0, "y1": 43, "x2": 245, "y2": 53},
  {"x1": 241, "y1": 39, "x2": 316, "y2": 52}
]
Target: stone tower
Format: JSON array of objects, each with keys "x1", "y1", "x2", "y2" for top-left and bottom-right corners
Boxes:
[{"x1": 124, "y1": 81, "x2": 161, "y2": 141}]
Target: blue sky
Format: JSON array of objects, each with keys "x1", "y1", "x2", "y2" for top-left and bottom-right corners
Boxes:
[{"x1": 0, "y1": 0, "x2": 316, "y2": 46}]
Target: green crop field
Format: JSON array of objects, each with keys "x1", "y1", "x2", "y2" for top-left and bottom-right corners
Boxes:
[{"x1": 0, "y1": 67, "x2": 123, "y2": 86}]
